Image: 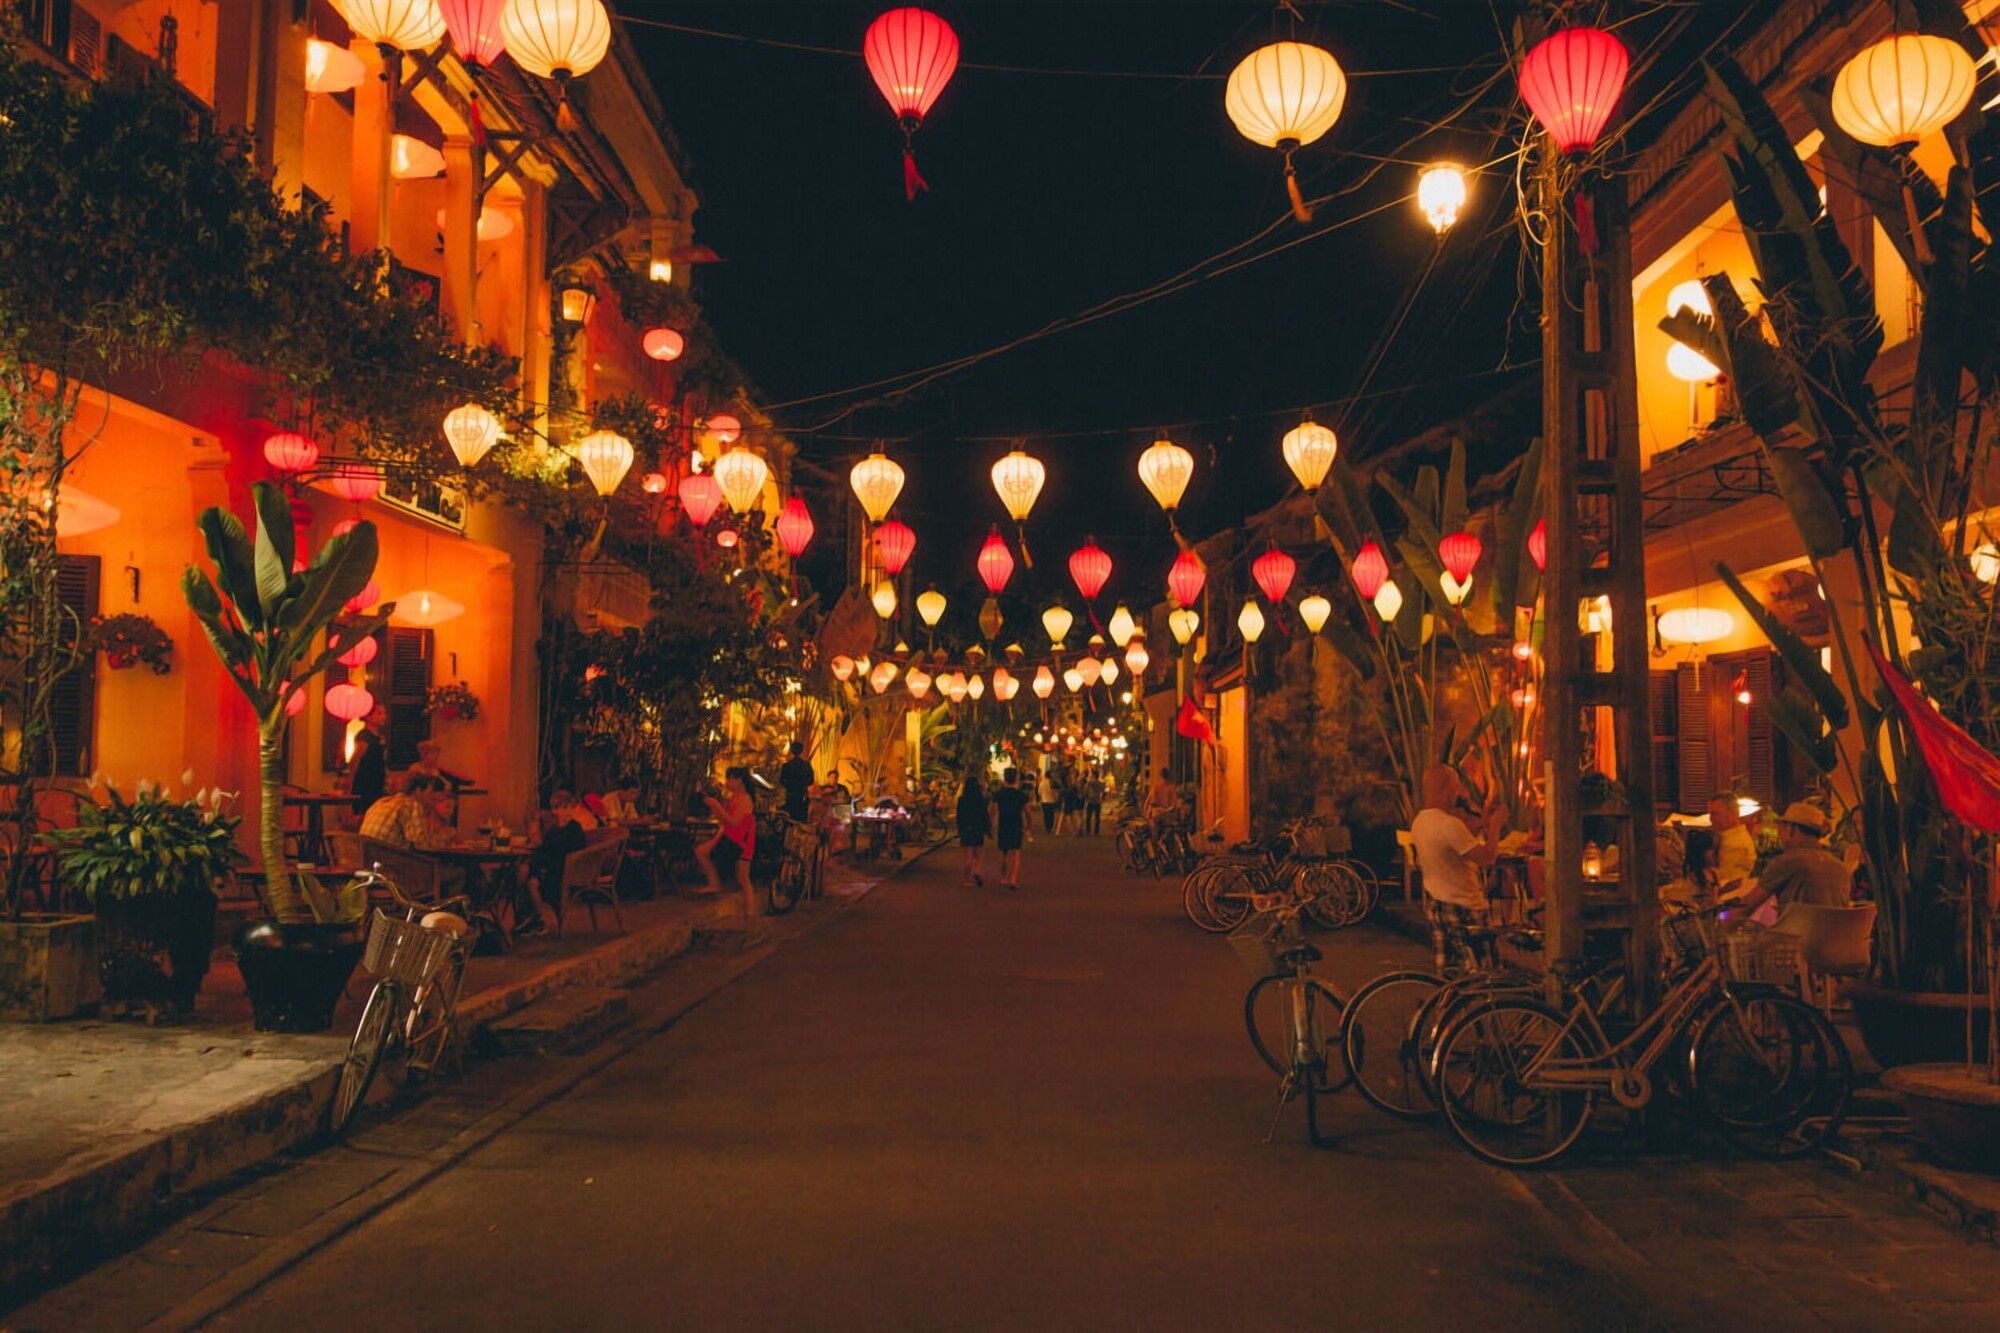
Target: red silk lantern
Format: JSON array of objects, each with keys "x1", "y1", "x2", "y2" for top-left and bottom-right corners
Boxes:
[
  {"x1": 337, "y1": 635, "x2": 379, "y2": 669},
  {"x1": 1528, "y1": 518, "x2": 1548, "y2": 572},
  {"x1": 775, "y1": 496, "x2": 815, "y2": 558},
  {"x1": 679, "y1": 472, "x2": 722, "y2": 527},
  {"x1": 863, "y1": 6, "x2": 960, "y2": 200},
  {"x1": 642, "y1": 327, "x2": 685, "y2": 362},
  {"x1": 1251, "y1": 546, "x2": 1296, "y2": 605},
  {"x1": 324, "y1": 682, "x2": 375, "y2": 722},
  {"x1": 1069, "y1": 538, "x2": 1112, "y2": 602},
  {"x1": 262, "y1": 432, "x2": 319, "y2": 474},
  {"x1": 1518, "y1": 27, "x2": 1628, "y2": 154},
  {"x1": 284, "y1": 682, "x2": 308, "y2": 717},
  {"x1": 344, "y1": 579, "x2": 381, "y2": 613},
  {"x1": 641, "y1": 471, "x2": 668, "y2": 495},
  {"x1": 1167, "y1": 549, "x2": 1206, "y2": 609},
  {"x1": 328, "y1": 463, "x2": 383, "y2": 504},
  {"x1": 1350, "y1": 542, "x2": 1389, "y2": 600},
  {"x1": 438, "y1": 0, "x2": 508, "y2": 66},
  {"x1": 1439, "y1": 531, "x2": 1483, "y2": 583},
  {"x1": 977, "y1": 527, "x2": 1015, "y2": 595},
  {"x1": 873, "y1": 518, "x2": 916, "y2": 575}
]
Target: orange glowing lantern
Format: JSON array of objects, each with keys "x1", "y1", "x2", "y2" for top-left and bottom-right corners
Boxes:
[
  {"x1": 873, "y1": 519, "x2": 916, "y2": 575},
  {"x1": 978, "y1": 527, "x2": 1015, "y2": 594},
  {"x1": 263, "y1": 432, "x2": 319, "y2": 475},
  {"x1": 641, "y1": 472, "x2": 669, "y2": 495},
  {"x1": 679, "y1": 472, "x2": 723, "y2": 527},
  {"x1": 328, "y1": 463, "x2": 384, "y2": 504},
  {"x1": 1167, "y1": 550, "x2": 1206, "y2": 609},
  {"x1": 642, "y1": 327, "x2": 685, "y2": 362},
  {"x1": 864, "y1": 6, "x2": 960, "y2": 199},
  {"x1": 1528, "y1": 518, "x2": 1548, "y2": 572},
  {"x1": 1251, "y1": 546, "x2": 1296, "y2": 605}
]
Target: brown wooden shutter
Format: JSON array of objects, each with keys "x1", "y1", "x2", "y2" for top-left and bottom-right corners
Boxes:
[
  {"x1": 384, "y1": 627, "x2": 434, "y2": 768},
  {"x1": 1649, "y1": 670, "x2": 1678, "y2": 814},
  {"x1": 1675, "y1": 661, "x2": 1712, "y2": 812},
  {"x1": 51, "y1": 555, "x2": 100, "y2": 777}
]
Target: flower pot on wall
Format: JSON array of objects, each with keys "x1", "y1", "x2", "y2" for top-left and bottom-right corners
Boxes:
[
  {"x1": 1881, "y1": 1064, "x2": 2000, "y2": 1175},
  {"x1": 1847, "y1": 984, "x2": 1993, "y2": 1070},
  {"x1": 94, "y1": 887, "x2": 217, "y2": 1019},
  {"x1": 232, "y1": 919, "x2": 364, "y2": 1033},
  {"x1": 0, "y1": 914, "x2": 100, "y2": 1020}
]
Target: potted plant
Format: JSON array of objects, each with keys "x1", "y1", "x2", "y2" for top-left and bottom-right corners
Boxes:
[
  {"x1": 88, "y1": 612, "x2": 174, "y2": 674},
  {"x1": 425, "y1": 680, "x2": 480, "y2": 722},
  {"x1": 183, "y1": 481, "x2": 390, "y2": 1031},
  {"x1": 47, "y1": 778, "x2": 240, "y2": 1020}
]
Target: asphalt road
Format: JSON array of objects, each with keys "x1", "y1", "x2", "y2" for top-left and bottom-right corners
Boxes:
[{"x1": 188, "y1": 837, "x2": 1985, "y2": 1331}]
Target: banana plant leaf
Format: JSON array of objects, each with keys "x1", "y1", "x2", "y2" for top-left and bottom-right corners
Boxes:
[{"x1": 1716, "y1": 561, "x2": 1849, "y2": 729}]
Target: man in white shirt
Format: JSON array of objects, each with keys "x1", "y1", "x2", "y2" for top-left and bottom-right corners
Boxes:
[
  {"x1": 1409, "y1": 764, "x2": 1500, "y2": 974},
  {"x1": 1707, "y1": 793, "x2": 1759, "y2": 900}
]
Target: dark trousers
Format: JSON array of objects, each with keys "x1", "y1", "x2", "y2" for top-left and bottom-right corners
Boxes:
[
  {"x1": 1042, "y1": 802, "x2": 1057, "y2": 832},
  {"x1": 1084, "y1": 803, "x2": 1101, "y2": 836}
]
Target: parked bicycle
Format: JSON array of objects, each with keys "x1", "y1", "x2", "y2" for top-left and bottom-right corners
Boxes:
[
  {"x1": 767, "y1": 815, "x2": 828, "y2": 915},
  {"x1": 1184, "y1": 819, "x2": 1376, "y2": 934},
  {"x1": 1231, "y1": 898, "x2": 1351, "y2": 1147},
  {"x1": 327, "y1": 867, "x2": 475, "y2": 1137}
]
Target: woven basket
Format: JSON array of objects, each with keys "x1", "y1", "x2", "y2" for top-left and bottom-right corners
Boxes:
[
  {"x1": 362, "y1": 912, "x2": 459, "y2": 986},
  {"x1": 1227, "y1": 911, "x2": 1302, "y2": 980},
  {"x1": 1721, "y1": 929, "x2": 1801, "y2": 986}
]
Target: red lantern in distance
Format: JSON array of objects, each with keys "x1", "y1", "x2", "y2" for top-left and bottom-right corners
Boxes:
[
  {"x1": 337, "y1": 635, "x2": 379, "y2": 669},
  {"x1": 1439, "y1": 531, "x2": 1483, "y2": 583},
  {"x1": 873, "y1": 519, "x2": 916, "y2": 575},
  {"x1": 1252, "y1": 546, "x2": 1296, "y2": 605},
  {"x1": 328, "y1": 463, "x2": 383, "y2": 504},
  {"x1": 641, "y1": 471, "x2": 668, "y2": 494},
  {"x1": 977, "y1": 526, "x2": 1015, "y2": 595},
  {"x1": 1069, "y1": 537, "x2": 1112, "y2": 602},
  {"x1": 1518, "y1": 27, "x2": 1629, "y2": 154},
  {"x1": 775, "y1": 495, "x2": 815, "y2": 558},
  {"x1": 1528, "y1": 518, "x2": 1548, "y2": 572},
  {"x1": 1350, "y1": 542, "x2": 1389, "y2": 600},
  {"x1": 438, "y1": 0, "x2": 508, "y2": 67},
  {"x1": 679, "y1": 472, "x2": 723, "y2": 527},
  {"x1": 1167, "y1": 549, "x2": 1206, "y2": 609},
  {"x1": 863, "y1": 6, "x2": 960, "y2": 199},
  {"x1": 642, "y1": 327, "x2": 685, "y2": 362},
  {"x1": 324, "y1": 682, "x2": 375, "y2": 722},
  {"x1": 262, "y1": 432, "x2": 318, "y2": 474}
]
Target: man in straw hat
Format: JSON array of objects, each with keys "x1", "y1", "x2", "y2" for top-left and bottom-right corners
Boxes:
[{"x1": 1737, "y1": 801, "x2": 1852, "y2": 916}]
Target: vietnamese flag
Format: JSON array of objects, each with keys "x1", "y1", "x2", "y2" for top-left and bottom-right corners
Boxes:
[{"x1": 1868, "y1": 642, "x2": 2000, "y2": 836}]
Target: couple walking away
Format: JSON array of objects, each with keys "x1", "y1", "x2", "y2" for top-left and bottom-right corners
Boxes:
[{"x1": 957, "y1": 768, "x2": 1032, "y2": 891}]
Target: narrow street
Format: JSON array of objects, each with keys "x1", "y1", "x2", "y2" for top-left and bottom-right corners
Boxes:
[{"x1": 29, "y1": 837, "x2": 1967, "y2": 1331}]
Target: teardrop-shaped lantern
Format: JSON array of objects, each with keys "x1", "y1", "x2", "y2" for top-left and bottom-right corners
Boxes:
[
  {"x1": 1033, "y1": 666, "x2": 1056, "y2": 699},
  {"x1": 1281, "y1": 419, "x2": 1338, "y2": 493},
  {"x1": 850, "y1": 450, "x2": 905, "y2": 522},
  {"x1": 916, "y1": 588, "x2": 948, "y2": 628},
  {"x1": 333, "y1": 0, "x2": 445, "y2": 52},
  {"x1": 872, "y1": 582, "x2": 899, "y2": 620},
  {"x1": 1252, "y1": 546, "x2": 1296, "y2": 605},
  {"x1": 831, "y1": 654, "x2": 857, "y2": 682},
  {"x1": 1063, "y1": 667, "x2": 1085, "y2": 694},
  {"x1": 1298, "y1": 595, "x2": 1332, "y2": 635},
  {"x1": 575, "y1": 430, "x2": 635, "y2": 496},
  {"x1": 1350, "y1": 541, "x2": 1389, "y2": 600},
  {"x1": 442, "y1": 402, "x2": 501, "y2": 469},
  {"x1": 977, "y1": 527, "x2": 1015, "y2": 594},
  {"x1": 679, "y1": 471, "x2": 723, "y2": 527},
  {"x1": 263, "y1": 432, "x2": 319, "y2": 474},
  {"x1": 1124, "y1": 639, "x2": 1150, "y2": 677},
  {"x1": 1042, "y1": 604, "x2": 1074, "y2": 647},
  {"x1": 1438, "y1": 531, "x2": 1483, "y2": 583},
  {"x1": 991, "y1": 449, "x2": 1046, "y2": 523},
  {"x1": 713, "y1": 447, "x2": 769, "y2": 514},
  {"x1": 864, "y1": 7, "x2": 960, "y2": 200},
  {"x1": 1076, "y1": 657, "x2": 1103, "y2": 688},
  {"x1": 1137, "y1": 436, "x2": 1195, "y2": 513},
  {"x1": 1168, "y1": 608, "x2": 1200, "y2": 646},
  {"x1": 775, "y1": 496, "x2": 815, "y2": 558},
  {"x1": 1517, "y1": 26, "x2": 1629, "y2": 154},
  {"x1": 1237, "y1": 600, "x2": 1266, "y2": 645},
  {"x1": 867, "y1": 661, "x2": 896, "y2": 694},
  {"x1": 873, "y1": 519, "x2": 916, "y2": 575},
  {"x1": 978, "y1": 598, "x2": 1004, "y2": 641},
  {"x1": 1831, "y1": 33, "x2": 1977, "y2": 149},
  {"x1": 1528, "y1": 518, "x2": 1548, "y2": 572},
  {"x1": 1106, "y1": 605, "x2": 1137, "y2": 648},
  {"x1": 1069, "y1": 538, "x2": 1112, "y2": 602},
  {"x1": 1167, "y1": 549, "x2": 1206, "y2": 609},
  {"x1": 1225, "y1": 41, "x2": 1348, "y2": 223},
  {"x1": 903, "y1": 666, "x2": 931, "y2": 700},
  {"x1": 967, "y1": 673, "x2": 986, "y2": 701},
  {"x1": 1373, "y1": 580, "x2": 1404, "y2": 623},
  {"x1": 438, "y1": 0, "x2": 507, "y2": 65}
]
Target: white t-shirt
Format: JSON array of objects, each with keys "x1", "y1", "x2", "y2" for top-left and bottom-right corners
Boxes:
[
  {"x1": 1410, "y1": 807, "x2": 1488, "y2": 908},
  {"x1": 1715, "y1": 824, "x2": 1757, "y2": 895}
]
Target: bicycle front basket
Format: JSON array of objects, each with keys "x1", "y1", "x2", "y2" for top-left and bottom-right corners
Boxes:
[
  {"x1": 1227, "y1": 910, "x2": 1301, "y2": 980},
  {"x1": 363, "y1": 911, "x2": 460, "y2": 986}
]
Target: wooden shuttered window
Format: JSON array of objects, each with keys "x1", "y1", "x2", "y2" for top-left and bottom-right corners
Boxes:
[
  {"x1": 51, "y1": 555, "x2": 101, "y2": 778},
  {"x1": 320, "y1": 626, "x2": 433, "y2": 772},
  {"x1": 1649, "y1": 670, "x2": 1678, "y2": 815},
  {"x1": 1661, "y1": 649, "x2": 1795, "y2": 814},
  {"x1": 1675, "y1": 661, "x2": 1713, "y2": 813}
]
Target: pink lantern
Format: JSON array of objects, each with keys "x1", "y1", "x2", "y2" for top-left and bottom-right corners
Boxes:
[
  {"x1": 344, "y1": 579, "x2": 381, "y2": 613},
  {"x1": 642, "y1": 327, "x2": 686, "y2": 362},
  {"x1": 863, "y1": 6, "x2": 961, "y2": 199},
  {"x1": 716, "y1": 527, "x2": 740, "y2": 549},
  {"x1": 1518, "y1": 27, "x2": 1630, "y2": 155},
  {"x1": 873, "y1": 519, "x2": 916, "y2": 575},
  {"x1": 1350, "y1": 542, "x2": 1389, "y2": 600},
  {"x1": 284, "y1": 682, "x2": 308, "y2": 717},
  {"x1": 262, "y1": 432, "x2": 319, "y2": 474},
  {"x1": 1528, "y1": 518, "x2": 1548, "y2": 572},
  {"x1": 1439, "y1": 531, "x2": 1483, "y2": 583},
  {"x1": 328, "y1": 463, "x2": 384, "y2": 504},
  {"x1": 1251, "y1": 546, "x2": 1296, "y2": 605},
  {"x1": 775, "y1": 496, "x2": 815, "y2": 558},
  {"x1": 337, "y1": 635, "x2": 379, "y2": 669},
  {"x1": 1167, "y1": 549, "x2": 1206, "y2": 609},
  {"x1": 707, "y1": 413, "x2": 742, "y2": 445},
  {"x1": 1069, "y1": 538, "x2": 1112, "y2": 602},
  {"x1": 438, "y1": 0, "x2": 508, "y2": 65},
  {"x1": 977, "y1": 527, "x2": 1015, "y2": 595},
  {"x1": 679, "y1": 472, "x2": 723, "y2": 526},
  {"x1": 324, "y1": 682, "x2": 375, "y2": 722}
]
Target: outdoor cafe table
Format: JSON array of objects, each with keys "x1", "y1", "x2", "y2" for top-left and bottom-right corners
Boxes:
[
  {"x1": 283, "y1": 792, "x2": 356, "y2": 864},
  {"x1": 850, "y1": 807, "x2": 908, "y2": 861},
  {"x1": 422, "y1": 842, "x2": 536, "y2": 947}
]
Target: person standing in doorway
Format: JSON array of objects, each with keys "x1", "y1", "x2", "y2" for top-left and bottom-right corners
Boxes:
[
  {"x1": 1037, "y1": 768, "x2": 1059, "y2": 835},
  {"x1": 956, "y1": 769, "x2": 991, "y2": 887},
  {"x1": 778, "y1": 741, "x2": 814, "y2": 824},
  {"x1": 992, "y1": 767, "x2": 1032, "y2": 891},
  {"x1": 342, "y1": 703, "x2": 389, "y2": 819}
]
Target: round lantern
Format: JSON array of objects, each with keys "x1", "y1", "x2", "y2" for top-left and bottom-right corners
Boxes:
[
  {"x1": 706, "y1": 414, "x2": 743, "y2": 446},
  {"x1": 977, "y1": 527, "x2": 1015, "y2": 594},
  {"x1": 642, "y1": 327, "x2": 685, "y2": 362},
  {"x1": 715, "y1": 527, "x2": 739, "y2": 550},
  {"x1": 993, "y1": 667, "x2": 1019, "y2": 701},
  {"x1": 712, "y1": 447, "x2": 769, "y2": 514},
  {"x1": 1518, "y1": 26, "x2": 1629, "y2": 154},
  {"x1": 991, "y1": 449, "x2": 1046, "y2": 522},
  {"x1": 1831, "y1": 33, "x2": 1977, "y2": 149},
  {"x1": 906, "y1": 667, "x2": 932, "y2": 700},
  {"x1": 1124, "y1": 639, "x2": 1150, "y2": 676},
  {"x1": 1107, "y1": 605, "x2": 1136, "y2": 648},
  {"x1": 324, "y1": 682, "x2": 376, "y2": 722},
  {"x1": 438, "y1": 0, "x2": 507, "y2": 65},
  {"x1": 442, "y1": 402, "x2": 502, "y2": 469},
  {"x1": 872, "y1": 582, "x2": 898, "y2": 619},
  {"x1": 1281, "y1": 419, "x2": 1337, "y2": 493},
  {"x1": 1238, "y1": 600, "x2": 1267, "y2": 645},
  {"x1": 305, "y1": 39, "x2": 367, "y2": 94},
  {"x1": 333, "y1": 0, "x2": 445, "y2": 51},
  {"x1": 337, "y1": 635, "x2": 379, "y2": 669},
  {"x1": 1033, "y1": 666, "x2": 1056, "y2": 699},
  {"x1": 1438, "y1": 531, "x2": 1483, "y2": 584},
  {"x1": 1417, "y1": 163, "x2": 1468, "y2": 233},
  {"x1": 500, "y1": 0, "x2": 611, "y2": 79},
  {"x1": 575, "y1": 430, "x2": 635, "y2": 496},
  {"x1": 916, "y1": 588, "x2": 948, "y2": 628},
  {"x1": 679, "y1": 471, "x2": 723, "y2": 527},
  {"x1": 873, "y1": 519, "x2": 916, "y2": 575},
  {"x1": 1167, "y1": 549, "x2": 1206, "y2": 609},
  {"x1": 870, "y1": 660, "x2": 898, "y2": 694},
  {"x1": 1063, "y1": 667, "x2": 1085, "y2": 694},
  {"x1": 1137, "y1": 437, "x2": 1195, "y2": 513},
  {"x1": 641, "y1": 472, "x2": 668, "y2": 495},
  {"x1": 263, "y1": 432, "x2": 319, "y2": 474},
  {"x1": 1658, "y1": 606, "x2": 1736, "y2": 646},
  {"x1": 1350, "y1": 541, "x2": 1389, "y2": 600},
  {"x1": 1252, "y1": 546, "x2": 1296, "y2": 605},
  {"x1": 1069, "y1": 538, "x2": 1112, "y2": 602},
  {"x1": 344, "y1": 579, "x2": 382, "y2": 613},
  {"x1": 1168, "y1": 608, "x2": 1200, "y2": 646},
  {"x1": 1528, "y1": 518, "x2": 1548, "y2": 572},
  {"x1": 1225, "y1": 41, "x2": 1348, "y2": 222},
  {"x1": 863, "y1": 6, "x2": 960, "y2": 199},
  {"x1": 831, "y1": 654, "x2": 856, "y2": 682},
  {"x1": 329, "y1": 463, "x2": 384, "y2": 504},
  {"x1": 850, "y1": 450, "x2": 905, "y2": 522},
  {"x1": 284, "y1": 682, "x2": 309, "y2": 717},
  {"x1": 775, "y1": 496, "x2": 815, "y2": 558},
  {"x1": 1373, "y1": 580, "x2": 1404, "y2": 623},
  {"x1": 1042, "y1": 604, "x2": 1074, "y2": 646},
  {"x1": 1667, "y1": 342, "x2": 1722, "y2": 383},
  {"x1": 1298, "y1": 594, "x2": 1332, "y2": 635},
  {"x1": 1077, "y1": 656, "x2": 1102, "y2": 688}
]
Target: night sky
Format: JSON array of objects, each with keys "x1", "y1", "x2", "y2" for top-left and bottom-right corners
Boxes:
[{"x1": 628, "y1": 1, "x2": 1727, "y2": 606}]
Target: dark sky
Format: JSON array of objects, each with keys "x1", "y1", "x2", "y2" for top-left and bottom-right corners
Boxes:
[{"x1": 625, "y1": 2, "x2": 1705, "y2": 607}]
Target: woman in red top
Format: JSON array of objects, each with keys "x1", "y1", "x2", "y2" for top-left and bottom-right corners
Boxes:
[{"x1": 696, "y1": 767, "x2": 759, "y2": 917}]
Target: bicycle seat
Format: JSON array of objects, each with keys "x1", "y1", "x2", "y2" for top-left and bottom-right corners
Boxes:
[{"x1": 1277, "y1": 942, "x2": 1324, "y2": 966}]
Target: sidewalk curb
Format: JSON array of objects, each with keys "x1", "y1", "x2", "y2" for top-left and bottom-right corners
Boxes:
[{"x1": 1852, "y1": 1134, "x2": 2000, "y2": 1246}]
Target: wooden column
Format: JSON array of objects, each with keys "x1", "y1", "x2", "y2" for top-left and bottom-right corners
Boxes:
[
  {"x1": 1540, "y1": 161, "x2": 1659, "y2": 1006},
  {"x1": 347, "y1": 42, "x2": 391, "y2": 254},
  {"x1": 441, "y1": 136, "x2": 481, "y2": 344}
]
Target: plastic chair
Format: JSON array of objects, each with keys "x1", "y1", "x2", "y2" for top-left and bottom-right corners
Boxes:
[
  {"x1": 558, "y1": 830, "x2": 628, "y2": 936},
  {"x1": 1771, "y1": 901, "x2": 1876, "y2": 1015}
]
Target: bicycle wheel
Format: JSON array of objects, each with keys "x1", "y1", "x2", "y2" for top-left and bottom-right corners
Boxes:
[
  {"x1": 1340, "y1": 860, "x2": 1383, "y2": 918},
  {"x1": 1691, "y1": 991, "x2": 1851, "y2": 1158},
  {"x1": 810, "y1": 842, "x2": 829, "y2": 899},
  {"x1": 1203, "y1": 864, "x2": 1258, "y2": 932},
  {"x1": 1181, "y1": 864, "x2": 1224, "y2": 931},
  {"x1": 1299, "y1": 863, "x2": 1366, "y2": 930},
  {"x1": 328, "y1": 981, "x2": 399, "y2": 1137},
  {"x1": 393, "y1": 951, "x2": 467, "y2": 1087},
  {"x1": 1245, "y1": 974, "x2": 1351, "y2": 1093},
  {"x1": 1414, "y1": 971, "x2": 1542, "y2": 1105},
  {"x1": 1343, "y1": 969, "x2": 1444, "y2": 1119},
  {"x1": 768, "y1": 855, "x2": 803, "y2": 915},
  {"x1": 1434, "y1": 998, "x2": 1595, "y2": 1168}
]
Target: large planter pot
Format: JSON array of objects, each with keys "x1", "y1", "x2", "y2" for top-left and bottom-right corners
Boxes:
[
  {"x1": 95, "y1": 888, "x2": 218, "y2": 1019},
  {"x1": 1881, "y1": 1063, "x2": 2000, "y2": 1174},
  {"x1": 1848, "y1": 984, "x2": 1992, "y2": 1070},
  {"x1": 0, "y1": 913, "x2": 100, "y2": 1020},
  {"x1": 232, "y1": 919, "x2": 365, "y2": 1033}
]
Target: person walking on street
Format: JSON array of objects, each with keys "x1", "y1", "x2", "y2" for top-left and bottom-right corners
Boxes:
[
  {"x1": 957, "y1": 769, "x2": 991, "y2": 887},
  {"x1": 993, "y1": 767, "x2": 1032, "y2": 891},
  {"x1": 1037, "y1": 769, "x2": 1059, "y2": 835},
  {"x1": 1060, "y1": 773, "x2": 1082, "y2": 836},
  {"x1": 1083, "y1": 773, "x2": 1104, "y2": 837},
  {"x1": 778, "y1": 741, "x2": 814, "y2": 823}
]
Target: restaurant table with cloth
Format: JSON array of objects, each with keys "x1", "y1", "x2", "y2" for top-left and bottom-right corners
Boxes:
[{"x1": 850, "y1": 808, "x2": 907, "y2": 861}]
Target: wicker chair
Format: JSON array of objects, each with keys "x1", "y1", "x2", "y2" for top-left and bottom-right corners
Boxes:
[
  {"x1": 558, "y1": 828, "x2": 628, "y2": 937},
  {"x1": 359, "y1": 839, "x2": 444, "y2": 904}
]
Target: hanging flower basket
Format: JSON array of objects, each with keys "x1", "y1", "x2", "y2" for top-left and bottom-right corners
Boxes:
[
  {"x1": 425, "y1": 681, "x2": 480, "y2": 722},
  {"x1": 89, "y1": 613, "x2": 174, "y2": 675}
]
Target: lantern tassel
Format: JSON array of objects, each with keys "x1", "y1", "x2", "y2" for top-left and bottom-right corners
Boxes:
[
  {"x1": 470, "y1": 92, "x2": 487, "y2": 150},
  {"x1": 1284, "y1": 153, "x2": 1312, "y2": 225},
  {"x1": 1017, "y1": 523, "x2": 1033, "y2": 570},
  {"x1": 1903, "y1": 179, "x2": 1935, "y2": 268},
  {"x1": 555, "y1": 76, "x2": 579, "y2": 135},
  {"x1": 903, "y1": 149, "x2": 928, "y2": 201}
]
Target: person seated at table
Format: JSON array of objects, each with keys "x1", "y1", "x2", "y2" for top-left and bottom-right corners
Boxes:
[
  {"x1": 819, "y1": 772, "x2": 853, "y2": 805},
  {"x1": 360, "y1": 773, "x2": 455, "y2": 852},
  {"x1": 1662, "y1": 826, "x2": 1719, "y2": 912},
  {"x1": 696, "y1": 768, "x2": 758, "y2": 918},
  {"x1": 597, "y1": 783, "x2": 644, "y2": 825},
  {"x1": 1707, "y1": 793, "x2": 1759, "y2": 900},
  {"x1": 1735, "y1": 802, "x2": 1851, "y2": 918},
  {"x1": 519, "y1": 790, "x2": 594, "y2": 935}
]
